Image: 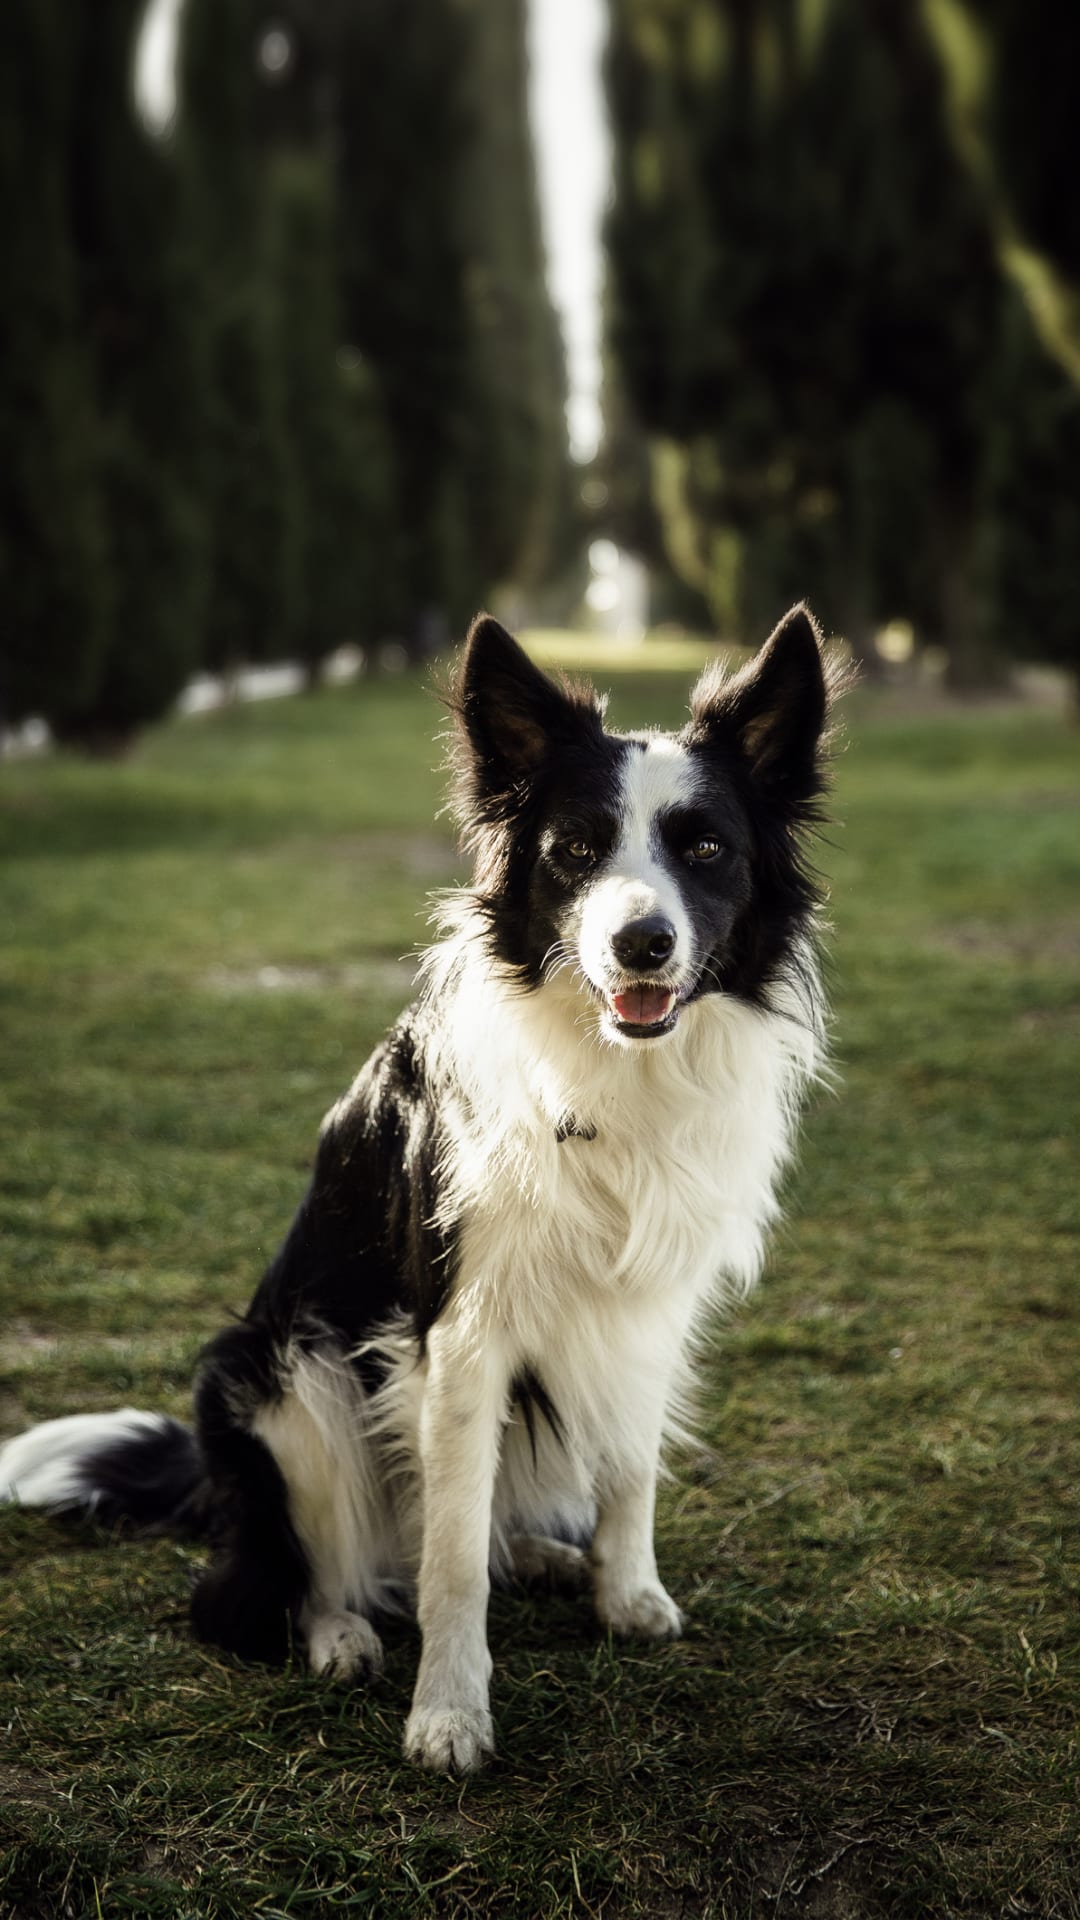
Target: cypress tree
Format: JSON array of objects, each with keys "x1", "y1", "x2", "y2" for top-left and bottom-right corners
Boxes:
[
  {"x1": 333, "y1": 0, "x2": 482, "y2": 647},
  {"x1": 592, "y1": 358, "x2": 713, "y2": 631},
  {"x1": 925, "y1": 0, "x2": 1080, "y2": 381},
  {"x1": 267, "y1": 150, "x2": 394, "y2": 680},
  {"x1": 179, "y1": 0, "x2": 299, "y2": 674},
  {"x1": 241, "y1": 0, "x2": 577, "y2": 642},
  {"x1": 57, "y1": 0, "x2": 210, "y2": 747},
  {"x1": 459, "y1": 0, "x2": 576, "y2": 599},
  {"x1": 978, "y1": 291, "x2": 1080, "y2": 707},
  {"x1": 605, "y1": 0, "x2": 1002, "y2": 678},
  {"x1": 0, "y1": 0, "x2": 109, "y2": 734}
]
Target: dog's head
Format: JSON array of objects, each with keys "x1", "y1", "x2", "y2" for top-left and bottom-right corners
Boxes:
[{"x1": 449, "y1": 610, "x2": 842, "y2": 1044}]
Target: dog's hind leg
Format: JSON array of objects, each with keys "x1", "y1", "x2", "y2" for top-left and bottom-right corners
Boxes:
[
  {"x1": 302, "y1": 1605, "x2": 384, "y2": 1680},
  {"x1": 188, "y1": 1422, "x2": 310, "y2": 1666},
  {"x1": 191, "y1": 1328, "x2": 388, "y2": 1678},
  {"x1": 189, "y1": 1331, "x2": 312, "y2": 1665},
  {"x1": 248, "y1": 1346, "x2": 389, "y2": 1682},
  {"x1": 507, "y1": 1533, "x2": 590, "y2": 1593}
]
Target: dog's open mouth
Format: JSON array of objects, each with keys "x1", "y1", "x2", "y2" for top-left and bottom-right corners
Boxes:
[{"x1": 608, "y1": 985, "x2": 679, "y2": 1037}]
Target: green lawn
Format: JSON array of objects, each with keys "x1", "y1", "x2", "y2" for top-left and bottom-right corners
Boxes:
[{"x1": 1, "y1": 657, "x2": 1077, "y2": 1918}]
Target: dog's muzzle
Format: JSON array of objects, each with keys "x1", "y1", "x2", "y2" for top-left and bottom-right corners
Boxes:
[{"x1": 605, "y1": 916, "x2": 682, "y2": 1036}]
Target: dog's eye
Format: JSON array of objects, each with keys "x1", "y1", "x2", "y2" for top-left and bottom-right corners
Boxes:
[
  {"x1": 686, "y1": 837, "x2": 723, "y2": 864},
  {"x1": 564, "y1": 840, "x2": 594, "y2": 863}
]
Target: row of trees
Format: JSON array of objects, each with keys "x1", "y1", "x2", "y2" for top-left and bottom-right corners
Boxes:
[
  {"x1": 604, "y1": 0, "x2": 1080, "y2": 688},
  {"x1": 1, "y1": 0, "x2": 574, "y2": 746}
]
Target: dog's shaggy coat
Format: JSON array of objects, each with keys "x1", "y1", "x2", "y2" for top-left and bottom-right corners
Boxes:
[{"x1": 1, "y1": 608, "x2": 840, "y2": 1771}]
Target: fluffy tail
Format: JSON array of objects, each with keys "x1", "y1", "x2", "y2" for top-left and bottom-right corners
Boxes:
[{"x1": 0, "y1": 1409, "x2": 204, "y2": 1534}]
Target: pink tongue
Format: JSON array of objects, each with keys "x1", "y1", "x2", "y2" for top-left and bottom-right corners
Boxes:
[{"x1": 612, "y1": 987, "x2": 676, "y2": 1027}]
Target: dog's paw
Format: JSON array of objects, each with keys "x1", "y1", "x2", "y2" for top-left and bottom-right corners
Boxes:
[
  {"x1": 508, "y1": 1532, "x2": 590, "y2": 1592},
  {"x1": 403, "y1": 1702, "x2": 495, "y2": 1774},
  {"x1": 305, "y1": 1609, "x2": 384, "y2": 1682},
  {"x1": 595, "y1": 1580, "x2": 685, "y2": 1640}
]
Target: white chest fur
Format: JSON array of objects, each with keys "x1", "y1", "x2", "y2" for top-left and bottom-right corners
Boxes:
[
  {"x1": 433, "y1": 941, "x2": 821, "y2": 1370},
  {"x1": 399, "y1": 947, "x2": 822, "y2": 1615}
]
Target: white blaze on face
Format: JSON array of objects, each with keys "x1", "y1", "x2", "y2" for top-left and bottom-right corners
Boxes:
[{"x1": 577, "y1": 736, "x2": 701, "y2": 990}]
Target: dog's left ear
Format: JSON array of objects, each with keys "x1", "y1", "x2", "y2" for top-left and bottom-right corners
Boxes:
[
  {"x1": 689, "y1": 603, "x2": 831, "y2": 800},
  {"x1": 455, "y1": 613, "x2": 602, "y2": 789}
]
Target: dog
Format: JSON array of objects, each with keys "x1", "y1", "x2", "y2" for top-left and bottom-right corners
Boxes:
[{"x1": 0, "y1": 607, "x2": 841, "y2": 1772}]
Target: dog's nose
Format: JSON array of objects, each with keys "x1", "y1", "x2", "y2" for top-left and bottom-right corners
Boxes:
[{"x1": 611, "y1": 915, "x2": 676, "y2": 972}]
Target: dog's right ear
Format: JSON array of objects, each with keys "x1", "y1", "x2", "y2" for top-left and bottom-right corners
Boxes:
[{"x1": 454, "y1": 614, "x2": 602, "y2": 792}]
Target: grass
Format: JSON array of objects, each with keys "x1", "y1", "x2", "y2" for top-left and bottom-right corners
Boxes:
[{"x1": 1, "y1": 651, "x2": 1078, "y2": 1918}]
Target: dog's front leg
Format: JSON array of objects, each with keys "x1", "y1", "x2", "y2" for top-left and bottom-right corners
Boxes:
[
  {"x1": 403, "y1": 1322, "x2": 505, "y2": 1773},
  {"x1": 591, "y1": 1432, "x2": 685, "y2": 1641}
]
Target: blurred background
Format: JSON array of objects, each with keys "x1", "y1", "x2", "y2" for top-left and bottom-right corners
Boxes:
[{"x1": 2, "y1": 0, "x2": 1080, "y2": 751}]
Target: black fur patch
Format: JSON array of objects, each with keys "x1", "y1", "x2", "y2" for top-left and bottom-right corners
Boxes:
[
  {"x1": 511, "y1": 1367, "x2": 566, "y2": 1469},
  {"x1": 679, "y1": 602, "x2": 839, "y2": 1012},
  {"x1": 190, "y1": 1328, "x2": 310, "y2": 1663},
  {"x1": 78, "y1": 1417, "x2": 203, "y2": 1534},
  {"x1": 243, "y1": 1011, "x2": 459, "y2": 1384}
]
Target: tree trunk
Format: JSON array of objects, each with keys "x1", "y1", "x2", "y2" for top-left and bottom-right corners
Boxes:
[{"x1": 941, "y1": 531, "x2": 1009, "y2": 693}]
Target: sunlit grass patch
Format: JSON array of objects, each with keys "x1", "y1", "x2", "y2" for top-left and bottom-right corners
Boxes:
[{"x1": 520, "y1": 625, "x2": 729, "y2": 678}]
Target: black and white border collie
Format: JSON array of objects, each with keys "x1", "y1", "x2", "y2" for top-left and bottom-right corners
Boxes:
[{"x1": 1, "y1": 608, "x2": 843, "y2": 1773}]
